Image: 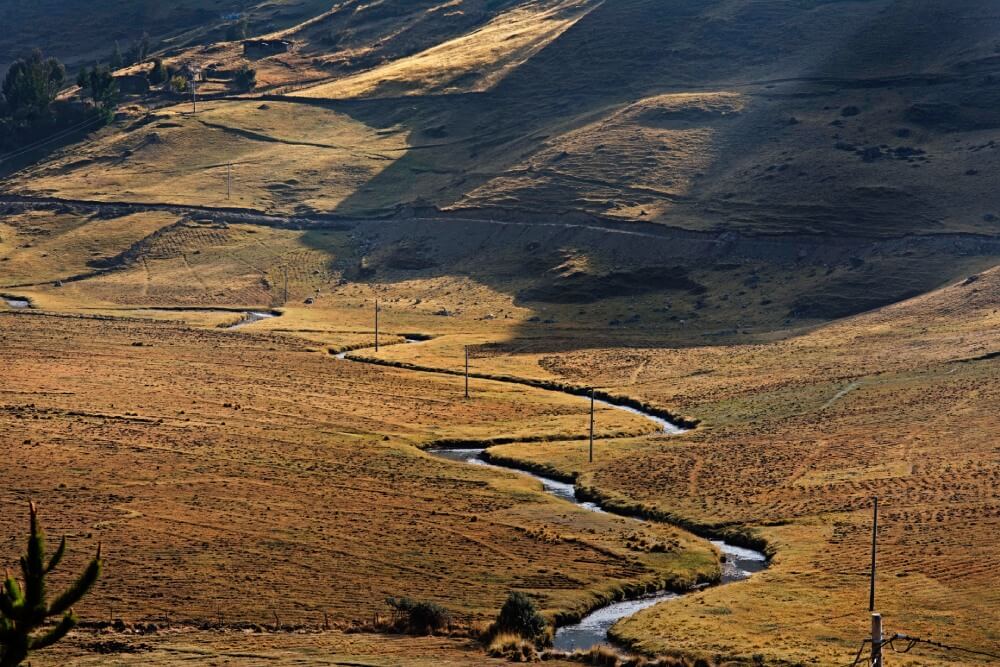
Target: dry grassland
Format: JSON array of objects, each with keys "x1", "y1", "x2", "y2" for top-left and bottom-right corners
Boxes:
[
  {"x1": 0, "y1": 311, "x2": 716, "y2": 636},
  {"x1": 35, "y1": 628, "x2": 573, "y2": 666},
  {"x1": 298, "y1": 0, "x2": 594, "y2": 99},
  {"x1": 448, "y1": 268, "x2": 1000, "y2": 664},
  {"x1": 9, "y1": 101, "x2": 410, "y2": 215}
]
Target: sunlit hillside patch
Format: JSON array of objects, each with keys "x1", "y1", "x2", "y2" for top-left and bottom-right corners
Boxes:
[
  {"x1": 10, "y1": 100, "x2": 410, "y2": 215},
  {"x1": 298, "y1": 0, "x2": 597, "y2": 99}
]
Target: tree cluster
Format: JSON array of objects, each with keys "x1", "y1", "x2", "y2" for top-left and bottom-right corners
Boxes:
[
  {"x1": 0, "y1": 50, "x2": 65, "y2": 122},
  {"x1": 75, "y1": 66, "x2": 119, "y2": 111},
  {"x1": 0, "y1": 49, "x2": 113, "y2": 154},
  {"x1": 109, "y1": 33, "x2": 152, "y2": 71}
]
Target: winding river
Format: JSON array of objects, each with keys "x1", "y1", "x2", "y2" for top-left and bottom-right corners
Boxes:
[
  {"x1": 2, "y1": 296, "x2": 30, "y2": 308},
  {"x1": 226, "y1": 310, "x2": 280, "y2": 329},
  {"x1": 336, "y1": 337, "x2": 767, "y2": 652}
]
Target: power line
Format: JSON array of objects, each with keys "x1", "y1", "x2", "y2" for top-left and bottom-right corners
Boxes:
[
  {"x1": 847, "y1": 638, "x2": 871, "y2": 667},
  {"x1": 847, "y1": 633, "x2": 1000, "y2": 665},
  {"x1": 0, "y1": 115, "x2": 106, "y2": 164},
  {"x1": 885, "y1": 633, "x2": 1000, "y2": 661}
]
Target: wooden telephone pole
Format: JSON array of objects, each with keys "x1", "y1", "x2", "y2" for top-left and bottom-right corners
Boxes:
[
  {"x1": 374, "y1": 299, "x2": 379, "y2": 352},
  {"x1": 464, "y1": 346, "x2": 470, "y2": 399},
  {"x1": 588, "y1": 389, "x2": 595, "y2": 463},
  {"x1": 870, "y1": 496, "x2": 882, "y2": 667}
]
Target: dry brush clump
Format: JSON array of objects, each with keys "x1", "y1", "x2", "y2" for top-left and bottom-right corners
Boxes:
[
  {"x1": 382, "y1": 597, "x2": 452, "y2": 635},
  {"x1": 543, "y1": 645, "x2": 717, "y2": 667},
  {"x1": 484, "y1": 592, "x2": 552, "y2": 660}
]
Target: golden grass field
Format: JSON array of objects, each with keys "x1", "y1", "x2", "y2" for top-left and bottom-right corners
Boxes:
[
  {"x1": 1, "y1": 198, "x2": 997, "y2": 664},
  {"x1": 36, "y1": 629, "x2": 583, "y2": 667},
  {"x1": 2, "y1": 116, "x2": 998, "y2": 664},
  {"x1": 10, "y1": 100, "x2": 411, "y2": 215},
  {"x1": 3, "y1": 1, "x2": 1000, "y2": 664},
  {"x1": 1, "y1": 310, "x2": 723, "y2": 630},
  {"x1": 448, "y1": 268, "x2": 1000, "y2": 665},
  {"x1": 297, "y1": 0, "x2": 594, "y2": 99}
]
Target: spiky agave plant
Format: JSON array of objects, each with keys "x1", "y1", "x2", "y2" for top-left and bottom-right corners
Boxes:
[{"x1": 0, "y1": 502, "x2": 102, "y2": 667}]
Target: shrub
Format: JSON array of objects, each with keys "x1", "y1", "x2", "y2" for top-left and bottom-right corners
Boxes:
[
  {"x1": 169, "y1": 75, "x2": 188, "y2": 93},
  {"x1": 385, "y1": 597, "x2": 450, "y2": 635},
  {"x1": 487, "y1": 632, "x2": 539, "y2": 661},
  {"x1": 0, "y1": 502, "x2": 103, "y2": 666},
  {"x1": 86, "y1": 67, "x2": 118, "y2": 109},
  {"x1": 234, "y1": 65, "x2": 257, "y2": 91},
  {"x1": 495, "y1": 591, "x2": 548, "y2": 641},
  {"x1": 149, "y1": 58, "x2": 168, "y2": 86},
  {"x1": 581, "y1": 645, "x2": 622, "y2": 666}
]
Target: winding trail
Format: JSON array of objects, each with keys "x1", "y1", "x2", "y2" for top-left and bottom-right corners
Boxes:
[{"x1": 335, "y1": 337, "x2": 767, "y2": 652}]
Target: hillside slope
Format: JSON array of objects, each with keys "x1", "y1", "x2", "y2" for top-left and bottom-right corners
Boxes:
[{"x1": 5, "y1": 0, "x2": 1000, "y2": 239}]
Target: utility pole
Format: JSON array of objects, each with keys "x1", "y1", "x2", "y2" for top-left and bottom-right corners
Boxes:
[
  {"x1": 589, "y1": 389, "x2": 595, "y2": 463},
  {"x1": 282, "y1": 266, "x2": 288, "y2": 305},
  {"x1": 374, "y1": 299, "x2": 379, "y2": 352},
  {"x1": 464, "y1": 345, "x2": 470, "y2": 399},
  {"x1": 870, "y1": 496, "x2": 881, "y2": 667},
  {"x1": 191, "y1": 74, "x2": 197, "y2": 114},
  {"x1": 870, "y1": 496, "x2": 878, "y2": 612},
  {"x1": 227, "y1": 163, "x2": 232, "y2": 200},
  {"x1": 871, "y1": 613, "x2": 883, "y2": 667}
]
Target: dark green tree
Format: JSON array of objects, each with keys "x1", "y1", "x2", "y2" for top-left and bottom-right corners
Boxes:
[
  {"x1": 124, "y1": 33, "x2": 151, "y2": 67},
  {"x1": 0, "y1": 503, "x2": 102, "y2": 667},
  {"x1": 136, "y1": 33, "x2": 151, "y2": 63},
  {"x1": 494, "y1": 592, "x2": 547, "y2": 641},
  {"x1": 233, "y1": 64, "x2": 257, "y2": 91},
  {"x1": 75, "y1": 67, "x2": 89, "y2": 92},
  {"x1": 148, "y1": 58, "x2": 168, "y2": 86},
  {"x1": 86, "y1": 67, "x2": 118, "y2": 110},
  {"x1": 1, "y1": 50, "x2": 66, "y2": 120}
]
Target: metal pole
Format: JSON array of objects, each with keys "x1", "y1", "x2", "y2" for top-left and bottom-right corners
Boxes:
[
  {"x1": 871, "y1": 613, "x2": 883, "y2": 667},
  {"x1": 870, "y1": 496, "x2": 878, "y2": 612},
  {"x1": 589, "y1": 389, "x2": 595, "y2": 463},
  {"x1": 227, "y1": 163, "x2": 232, "y2": 200},
  {"x1": 464, "y1": 346, "x2": 469, "y2": 399},
  {"x1": 374, "y1": 299, "x2": 379, "y2": 352}
]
